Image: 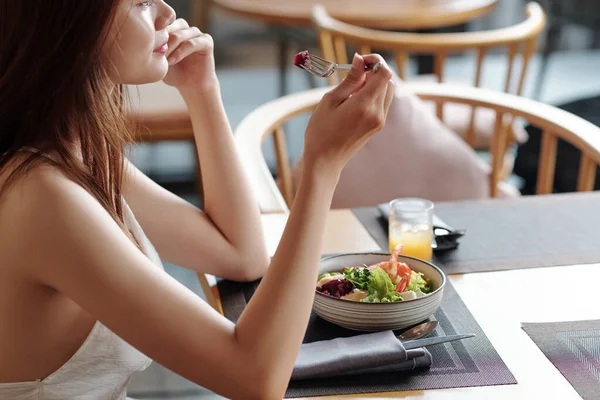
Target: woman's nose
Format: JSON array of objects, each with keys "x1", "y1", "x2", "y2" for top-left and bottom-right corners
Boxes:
[{"x1": 155, "y1": 1, "x2": 176, "y2": 31}]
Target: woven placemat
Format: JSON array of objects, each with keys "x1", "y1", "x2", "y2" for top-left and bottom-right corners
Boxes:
[
  {"x1": 218, "y1": 278, "x2": 515, "y2": 397},
  {"x1": 522, "y1": 320, "x2": 600, "y2": 400},
  {"x1": 353, "y1": 192, "x2": 600, "y2": 274}
]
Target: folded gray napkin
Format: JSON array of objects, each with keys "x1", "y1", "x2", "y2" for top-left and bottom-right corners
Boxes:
[{"x1": 292, "y1": 330, "x2": 432, "y2": 381}]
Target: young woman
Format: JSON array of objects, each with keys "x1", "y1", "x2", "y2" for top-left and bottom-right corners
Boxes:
[{"x1": 0, "y1": 0, "x2": 394, "y2": 398}]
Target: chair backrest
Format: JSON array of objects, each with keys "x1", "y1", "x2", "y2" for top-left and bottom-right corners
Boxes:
[
  {"x1": 312, "y1": 2, "x2": 546, "y2": 148},
  {"x1": 234, "y1": 82, "x2": 600, "y2": 213},
  {"x1": 127, "y1": 82, "x2": 194, "y2": 142}
]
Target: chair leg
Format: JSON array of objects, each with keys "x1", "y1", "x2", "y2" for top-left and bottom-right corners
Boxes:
[
  {"x1": 190, "y1": 0, "x2": 211, "y2": 33},
  {"x1": 197, "y1": 273, "x2": 221, "y2": 313},
  {"x1": 278, "y1": 35, "x2": 288, "y2": 97}
]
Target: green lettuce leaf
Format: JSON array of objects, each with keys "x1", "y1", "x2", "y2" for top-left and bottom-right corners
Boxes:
[
  {"x1": 361, "y1": 267, "x2": 403, "y2": 303},
  {"x1": 407, "y1": 271, "x2": 431, "y2": 294}
]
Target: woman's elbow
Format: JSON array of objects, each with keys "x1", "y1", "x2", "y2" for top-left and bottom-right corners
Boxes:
[
  {"x1": 227, "y1": 251, "x2": 269, "y2": 282},
  {"x1": 244, "y1": 370, "x2": 288, "y2": 400},
  {"x1": 238, "y1": 260, "x2": 269, "y2": 282}
]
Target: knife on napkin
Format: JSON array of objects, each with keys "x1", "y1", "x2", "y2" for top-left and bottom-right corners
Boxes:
[{"x1": 402, "y1": 334, "x2": 475, "y2": 349}]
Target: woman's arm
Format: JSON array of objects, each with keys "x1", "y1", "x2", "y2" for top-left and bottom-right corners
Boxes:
[
  {"x1": 182, "y1": 84, "x2": 269, "y2": 277},
  {"x1": 126, "y1": 19, "x2": 270, "y2": 282},
  {"x1": 124, "y1": 81, "x2": 270, "y2": 281},
  {"x1": 11, "y1": 54, "x2": 394, "y2": 399},
  {"x1": 123, "y1": 158, "x2": 267, "y2": 282}
]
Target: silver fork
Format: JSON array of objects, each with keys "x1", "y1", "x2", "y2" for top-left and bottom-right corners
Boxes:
[{"x1": 299, "y1": 53, "x2": 383, "y2": 78}]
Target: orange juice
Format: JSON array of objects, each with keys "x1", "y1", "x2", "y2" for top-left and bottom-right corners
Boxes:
[{"x1": 389, "y1": 224, "x2": 433, "y2": 261}]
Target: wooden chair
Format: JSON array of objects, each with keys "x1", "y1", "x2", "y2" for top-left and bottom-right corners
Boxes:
[
  {"x1": 234, "y1": 82, "x2": 600, "y2": 213},
  {"x1": 190, "y1": 0, "x2": 212, "y2": 33},
  {"x1": 532, "y1": 0, "x2": 600, "y2": 99},
  {"x1": 126, "y1": 82, "x2": 221, "y2": 313},
  {"x1": 311, "y1": 2, "x2": 546, "y2": 164},
  {"x1": 127, "y1": 82, "x2": 193, "y2": 143}
]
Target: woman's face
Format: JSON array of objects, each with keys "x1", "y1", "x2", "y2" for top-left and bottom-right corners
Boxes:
[{"x1": 104, "y1": 0, "x2": 176, "y2": 85}]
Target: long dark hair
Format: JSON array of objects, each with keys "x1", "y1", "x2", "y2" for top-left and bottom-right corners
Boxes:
[{"x1": 0, "y1": 1, "x2": 140, "y2": 244}]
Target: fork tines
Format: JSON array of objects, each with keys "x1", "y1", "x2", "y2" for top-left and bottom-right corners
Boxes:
[{"x1": 306, "y1": 54, "x2": 333, "y2": 76}]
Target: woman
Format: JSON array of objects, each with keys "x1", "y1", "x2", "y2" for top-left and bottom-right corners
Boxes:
[{"x1": 0, "y1": 0, "x2": 394, "y2": 399}]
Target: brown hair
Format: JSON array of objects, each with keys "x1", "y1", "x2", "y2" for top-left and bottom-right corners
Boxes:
[{"x1": 0, "y1": 1, "x2": 140, "y2": 245}]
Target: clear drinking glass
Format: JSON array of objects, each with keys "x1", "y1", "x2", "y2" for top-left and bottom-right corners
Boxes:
[{"x1": 388, "y1": 198, "x2": 434, "y2": 261}]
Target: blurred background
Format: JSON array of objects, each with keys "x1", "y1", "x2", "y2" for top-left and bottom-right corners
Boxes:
[{"x1": 127, "y1": 0, "x2": 600, "y2": 398}]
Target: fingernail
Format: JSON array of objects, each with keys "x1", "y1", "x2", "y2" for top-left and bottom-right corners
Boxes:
[{"x1": 351, "y1": 53, "x2": 360, "y2": 69}]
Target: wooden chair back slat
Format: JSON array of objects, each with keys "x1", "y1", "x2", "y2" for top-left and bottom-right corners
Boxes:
[{"x1": 536, "y1": 131, "x2": 558, "y2": 194}]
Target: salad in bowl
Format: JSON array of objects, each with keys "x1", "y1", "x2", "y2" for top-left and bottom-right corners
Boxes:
[
  {"x1": 316, "y1": 246, "x2": 431, "y2": 303},
  {"x1": 313, "y1": 251, "x2": 445, "y2": 330}
]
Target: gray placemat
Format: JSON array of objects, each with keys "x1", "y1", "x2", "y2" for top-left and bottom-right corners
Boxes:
[
  {"x1": 353, "y1": 192, "x2": 600, "y2": 274},
  {"x1": 522, "y1": 320, "x2": 600, "y2": 400},
  {"x1": 218, "y1": 278, "x2": 516, "y2": 398}
]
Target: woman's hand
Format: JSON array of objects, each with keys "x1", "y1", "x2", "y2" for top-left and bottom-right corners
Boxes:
[
  {"x1": 162, "y1": 19, "x2": 217, "y2": 92},
  {"x1": 303, "y1": 54, "x2": 395, "y2": 176}
]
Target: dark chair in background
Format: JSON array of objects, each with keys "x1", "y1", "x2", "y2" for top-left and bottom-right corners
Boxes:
[{"x1": 533, "y1": 0, "x2": 600, "y2": 99}]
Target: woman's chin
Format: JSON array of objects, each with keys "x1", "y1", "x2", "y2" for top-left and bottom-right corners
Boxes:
[
  {"x1": 124, "y1": 62, "x2": 169, "y2": 85},
  {"x1": 147, "y1": 57, "x2": 170, "y2": 81}
]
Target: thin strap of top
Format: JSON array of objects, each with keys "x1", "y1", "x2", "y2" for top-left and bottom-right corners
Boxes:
[{"x1": 16, "y1": 146, "x2": 58, "y2": 163}]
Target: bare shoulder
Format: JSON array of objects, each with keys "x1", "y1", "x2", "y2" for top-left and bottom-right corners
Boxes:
[
  {"x1": 0, "y1": 160, "x2": 87, "y2": 223},
  {"x1": 0, "y1": 159, "x2": 73, "y2": 204},
  {"x1": 0, "y1": 161, "x2": 123, "y2": 278}
]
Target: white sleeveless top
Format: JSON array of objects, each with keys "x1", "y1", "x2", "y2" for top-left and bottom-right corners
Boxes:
[{"x1": 0, "y1": 150, "x2": 163, "y2": 399}]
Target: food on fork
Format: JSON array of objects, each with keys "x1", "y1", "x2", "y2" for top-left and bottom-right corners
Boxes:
[
  {"x1": 293, "y1": 50, "x2": 311, "y2": 69},
  {"x1": 316, "y1": 245, "x2": 432, "y2": 303},
  {"x1": 293, "y1": 50, "x2": 383, "y2": 78}
]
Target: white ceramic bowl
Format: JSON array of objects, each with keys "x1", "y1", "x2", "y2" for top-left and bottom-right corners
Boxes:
[{"x1": 313, "y1": 253, "x2": 446, "y2": 331}]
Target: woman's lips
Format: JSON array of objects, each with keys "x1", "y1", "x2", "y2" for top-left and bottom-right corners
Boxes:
[{"x1": 154, "y1": 43, "x2": 168, "y2": 54}]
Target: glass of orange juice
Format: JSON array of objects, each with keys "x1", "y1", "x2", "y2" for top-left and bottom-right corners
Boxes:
[{"x1": 389, "y1": 198, "x2": 434, "y2": 261}]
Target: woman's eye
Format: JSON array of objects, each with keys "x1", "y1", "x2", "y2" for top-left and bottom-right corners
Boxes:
[{"x1": 140, "y1": 0, "x2": 155, "y2": 7}]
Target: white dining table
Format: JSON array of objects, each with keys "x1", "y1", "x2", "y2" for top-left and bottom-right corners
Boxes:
[{"x1": 245, "y1": 209, "x2": 596, "y2": 399}]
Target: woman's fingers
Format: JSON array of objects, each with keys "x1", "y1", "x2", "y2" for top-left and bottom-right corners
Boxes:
[
  {"x1": 382, "y1": 79, "x2": 395, "y2": 119},
  {"x1": 345, "y1": 57, "x2": 393, "y2": 134},
  {"x1": 354, "y1": 59, "x2": 393, "y2": 103},
  {"x1": 167, "y1": 18, "x2": 190, "y2": 33},
  {"x1": 164, "y1": 18, "x2": 214, "y2": 65},
  {"x1": 166, "y1": 25, "x2": 199, "y2": 52},
  {"x1": 360, "y1": 54, "x2": 387, "y2": 71},
  {"x1": 166, "y1": 29, "x2": 213, "y2": 65},
  {"x1": 327, "y1": 53, "x2": 367, "y2": 104},
  {"x1": 166, "y1": 25, "x2": 196, "y2": 62},
  {"x1": 331, "y1": 53, "x2": 390, "y2": 103}
]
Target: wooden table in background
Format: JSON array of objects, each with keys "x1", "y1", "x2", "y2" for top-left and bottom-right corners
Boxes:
[
  {"x1": 255, "y1": 210, "x2": 592, "y2": 399},
  {"x1": 212, "y1": 0, "x2": 498, "y2": 95},
  {"x1": 212, "y1": 0, "x2": 499, "y2": 29}
]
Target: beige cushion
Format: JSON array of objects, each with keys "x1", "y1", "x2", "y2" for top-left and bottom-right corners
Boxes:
[
  {"x1": 409, "y1": 74, "x2": 528, "y2": 150},
  {"x1": 292, "y1": 78, "x2": 519, "y2": 209}
]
